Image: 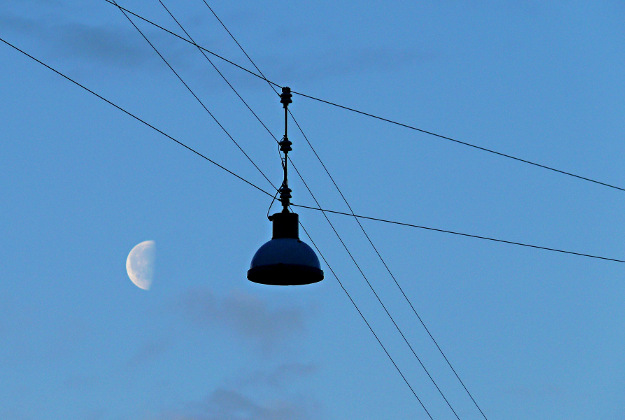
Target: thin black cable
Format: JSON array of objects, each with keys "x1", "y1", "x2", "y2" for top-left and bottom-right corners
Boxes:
[
  {"x1": 106, "y1": 0, "x2": 624, "y2": 198},
  {"x1": 125, "y1": 5, "x2": 623, "y2": 412},
  {"x1": 298, "y1": 222, "x2": 434, "y2": 419},
  {"x1": 292, "y1": 90, "x2": 625, "y2": 193},
  {"x1": 292, "y1": 204, "x2": 625, "y2": 264},
  {"x1": 164, "y1": 3, "x2": 439, "y2": 402},
  {"x1": 101, "y1": 3, "x2": 618, "y2": 413},
  {"x1": 157, "y1": 0, "x2": 279, "y2": 149},
  {"x1": 155, "y1": 0, "x2": 284, "y2": 213},
  {"x1": 0, "y1": 37, "x2": 274, "y2": 201},
  {"x1": 111, "y1": 1, "x2": 277, "y2": 193},
  {"x1": 104, "y1": 0, "x2": 624, "y2": 195},
  {"x1": 200, "y1": 5, "x2": 463, "y2": 415},
  {"x1": 199, "y1": 0, "x2": 278, "y2": 95},
  {"x1": 289, "y1": 117, "x2": 488, "y2": 419},
  {"x1": 174, "y1": 10, "x2": 447, "y2": 406},
  {"x1": 1, "y1": 36, "x2": 424, "y2": 417},
  {"x1": 284, "y1": 146, "x2": 461, "y2": 416},
  {"x1": 102, "y1": 0, "x2": 280, "y2": 88}
]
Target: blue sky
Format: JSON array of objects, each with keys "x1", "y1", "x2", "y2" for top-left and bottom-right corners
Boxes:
[{"x1": 1, "y1": 1, "x2": 625, "y2": 419}]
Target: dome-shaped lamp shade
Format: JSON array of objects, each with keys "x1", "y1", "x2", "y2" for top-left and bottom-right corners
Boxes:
[{"x1": 248, "y1": 212, "x2": 324, "y2": 285}]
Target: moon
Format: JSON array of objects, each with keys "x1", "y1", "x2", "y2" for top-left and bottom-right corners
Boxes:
[{"x1": 126, "y1": 240, "x2": 156, "y2": 290}]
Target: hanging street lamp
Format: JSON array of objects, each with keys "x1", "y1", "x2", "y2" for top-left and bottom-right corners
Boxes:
[{"x1": 247, "y1": 87, "x2": 324, "y2": 286}]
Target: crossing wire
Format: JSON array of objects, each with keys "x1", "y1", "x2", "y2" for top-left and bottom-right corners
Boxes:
[
  {"x1": 165, "y1": 0, "x2": 453, "y2": 412},
  {"x1": 292, "y1": 204, "x2": 625, "y2": 264},
  {"x1": 198, "y1": 2, "x2": 466, "y2": 417},
  {"x1": 103, "y1": 0, "x2": 625, "y2": 196},
  {"x1": 0, "y1": 26, "x2": 438, "y2": 420},
  {"x1": 0, "y1": 36, "x2": 273, "y2": 200},
  {"x1": 112, "y1": 3, "x2": 445, "y2": 415},
  {"x1": 109, "y1": 0, "x2": 277, "y2": 194},
  {"x1": 4, "y1": 35, "x2": 622, "y2": 270},
  {"x1": 299, "y1": 222, "x2": 435, "y2": 419}
]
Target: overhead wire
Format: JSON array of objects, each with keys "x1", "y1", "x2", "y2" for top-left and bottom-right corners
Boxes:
[
  {"x1": 5, "y1": 31, "x2": 624, "y2": 419},
  {"x1": 9, "y1": 3, "x2": 624, "y2": 414},
  {"x1": 299, "y1": 222, "x2": 434, "y2": 420},
  {"x1": 291, "y1": 90, "x2": 625, "y2": 194},
  {"x1": 292, "y1": 204, "x2": 625, "y2": 264},
  {"x1": 3, "y1": 26, "x2": 619, "y2": 272},
  {"x1": 189, "y1": 8, "x2": 624, "y2": 418},
  {"x1": 0, "y1": 31, "x2": 436, "y2": 416},
  {"x1": 3, "y1": 30, "x2": 617, "y2": 271},
  {"x1": 152, "y1": 0, "x2": 283, "y2": 219},
  {"x1": 158, "y1": 0, "x2": 450, "y2": 411},
  {"x1": 132, "y1": 2, "x2": 447, "y2": 412},
  {"x1": 115, "y1": 7, "x2": 459, "y2": 413},
  {"x1": 0, "y1": 36, "x2": 274, "y2": 200},
  {"x1": 102, "y1": 0, "x2": 625, "y2": 196},
  {"x1": 289, "y1": 117, "x2": 489, "y2": 420},
  {"x1": 196, "y1": 2, "x2": 463, "y2": 417},
  {"x1": 156, "y1": 0, "x2": 279, "y2": 150},
  {"x1": 199, "y1": 0, "x2": 277, "y2": 94},
  {"x1": 110, "y1": 1, "x2": 625, "y2": 270},
  {"x1": 102, "y1": 0, "x2": 279, "y2": 88},
  {"x1": 109, "y1": 0, "x2": 277, "y2": 194}
]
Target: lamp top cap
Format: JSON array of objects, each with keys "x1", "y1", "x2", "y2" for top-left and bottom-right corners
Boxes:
[{"x1": 269, "y1": 211, "x2": 298, "y2": 239}]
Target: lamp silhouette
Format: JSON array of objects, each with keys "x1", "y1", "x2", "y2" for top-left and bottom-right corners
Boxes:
[{"x1": 247, "y1": 87, "x2": 324, "y2": 286}]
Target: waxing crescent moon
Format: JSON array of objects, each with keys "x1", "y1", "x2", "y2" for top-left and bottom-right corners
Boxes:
[{"x1": 126, "y1": 240, "x2": 156, "y2": 290}]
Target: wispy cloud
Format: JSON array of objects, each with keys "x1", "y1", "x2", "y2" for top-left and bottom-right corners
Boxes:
[
  {"x1": 234, "y1": 362, "x2": 317, "y2": 389},
  {"x1": 179, "y1": 288, "x2": 306, "y2": 351},
  {"x1": 126, "y1": 337, "x2": 172, "y2": 367},
  {"x1": 158, "y1": 384, "x2": 318, "y2": 420},
  {"x1": 201, "y1": 388, "x2": 313, "y2": 420},
  {"x1": 154, "y1": 362, "x2": 320, "y2": 419},
  {"x1": 163, "y1": 289, "x2": 321, "y2": 418},
  {"x1": 0, "y1": 13, "x2": 38, "y2": 33},
  {"x1": 1, "y1": 11, "x2": 155, "y2": 68},
  {"x1": 272, "y1": 46, "x2": 433, "y2": 82},
  {"x1": 55, "y1": 22, "x2": 154, "y2": 67}
]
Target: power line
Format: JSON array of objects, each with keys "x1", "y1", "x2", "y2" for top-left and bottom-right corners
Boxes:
[
  {"x1": 154, "y1": 1, "x2": 443, "y2": 408},
  {"x1": 291, "y1": 173, "x2": 462, "y2": 417},
  {"x1": 8, "y1": 8, "x2": 616, "y2": 271},
  {"x1": 291, "y1": 90, "x2": 625, "y2": 193},
  {"x1": 103, "y1": 0, "x2": 625, "y2": 196},
  {"x1": 102, "y1": 0, "x2": 278, "y2": 87},
  {"x1": 199, "y1": 3, "x2": 463, "y2": 416},
  {"x1": 136, "y1": 1, "x2": 446, "y2": 411},
  {"x1": 298, "y1": 223, "x2": 434, "y2": 419},
  {"x1": 1, "y1": 30, "x2": 436, "y2": 417},
  {"x1": 0, "y1": 36, "x2": 274, "y2": 201},
  {"x1": 292, "y1": 203, "x2": 625, "y2": 264},
  {"x1": 200, "y1": 0, "x2": 275, "y2": 93},
  {"x1": 157, "y1": 0, "x2": 279, "y2": 147},
  {"x1": 10, "y1": 31, "x2": 621, "y2": 420},
  {"x1": 110, "y1": 0, "x2": 277, "y2": 193},
  {"x1": 289, "y1": 116, "x2": 488, "y2": 420}
]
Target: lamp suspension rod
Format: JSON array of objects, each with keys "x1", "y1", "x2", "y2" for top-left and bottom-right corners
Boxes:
[{"x1": 278, "y1": 87, "x2": 293, "y2": 211}]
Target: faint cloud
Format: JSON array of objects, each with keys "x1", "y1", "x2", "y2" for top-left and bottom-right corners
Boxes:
[
  {"x1": 166, "y1": 288, "x2": 320, "y2": 419},
  {"x1": 126, "y1": 337, "x2": 172, "y2": 367},
  {"x1": 157, "y1": 387, "x2": 318, "y2": 420},
  {"x1": 203, "y1": 388, "x2": 312, "y2": 420},
  {"x1": 55, "y1": 22, "x2": 153, "y2": 67},
  {"x1": 234, "y1": 362, "x2": 317, "y2": 389},
  {"x1": 0, "y1": 13, "x2": 38, "y2": 32},
  {"x1": 275, "y1": 46, "x2": 433, "y2": 82},
  {"x1": 1, "y1": 11, "x2": 154, "y2": 68},
  {"x1": 179, "y1": 288, "x2": 306, "y2": 350}
]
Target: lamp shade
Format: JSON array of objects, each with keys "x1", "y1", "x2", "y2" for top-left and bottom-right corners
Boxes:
[{"x1": 247, "y1": 212, "x2": 324, "y2": 285}]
